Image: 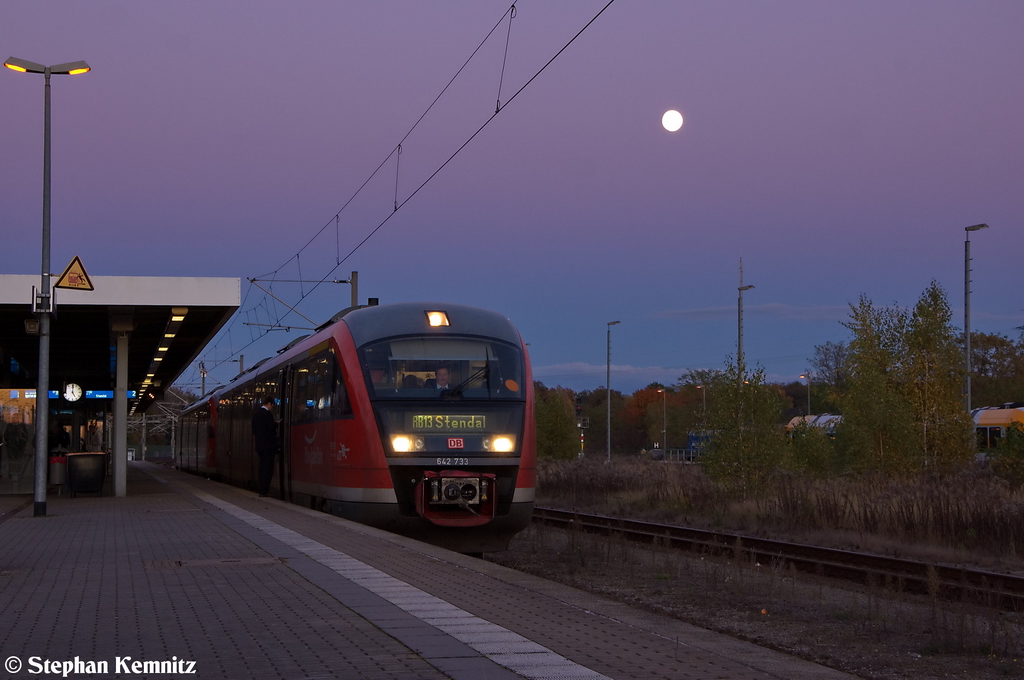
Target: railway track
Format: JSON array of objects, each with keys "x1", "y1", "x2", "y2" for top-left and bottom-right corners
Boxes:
[{"x1": 531, "y1": 507, "x2": 1024, "y2": 612}]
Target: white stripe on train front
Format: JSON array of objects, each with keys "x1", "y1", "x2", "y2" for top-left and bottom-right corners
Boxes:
[
  {"x1": 512, "y1": 487, "x2": 535, "y2": 503},
  {"x1": 290, "y1": 480, "x2": 534, "y2": 504},
  {"x1": 290, "y1": 480, "x2": 399, "y2": 504}
]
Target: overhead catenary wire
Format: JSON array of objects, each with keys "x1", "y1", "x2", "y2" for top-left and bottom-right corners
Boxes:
[
  {"x1": 194, "y1": 1, "x2": 617, "y2": 385},
  {"x1": 496, "y1": 4, "x2": 517, "y2": 112},
  {"x1": 250, "y1": 2, "x2": 518, "y2": 282}
]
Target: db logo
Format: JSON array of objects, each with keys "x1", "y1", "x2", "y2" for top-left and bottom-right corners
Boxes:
[{"x1": 447, "y1": 438, "x2": 464, "y2": 449}]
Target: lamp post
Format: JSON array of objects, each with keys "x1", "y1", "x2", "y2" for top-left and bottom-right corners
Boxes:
[
  {"x1": 657, "y1": 388, "x2": 667, "y2": 452},
  {"x1": 799, "y1": 374, "x2": 811, "y2": 416},
  {"x1": 5, "y1": 56, "x2": 91, "y2": 517},
  {"x1": 606, "y1": 321, "x2": 620, "y2": 462},
  {"x1": 964, "y1": 223, "x2": 989, "y2": 413},
  {"x1": 737, "y1": 259, "x2": 754, "y2": 385}
]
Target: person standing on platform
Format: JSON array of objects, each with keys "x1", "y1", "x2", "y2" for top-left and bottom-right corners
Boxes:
[
  {"x1": 86, "y1": 423, "x2": 102, "y2": 452},
  {"x1": 56, "y1": 426, "x2": 71, "y2": 453},
  {"x1": 252, "y1": 399, "x2": 278, "y2": 497}
]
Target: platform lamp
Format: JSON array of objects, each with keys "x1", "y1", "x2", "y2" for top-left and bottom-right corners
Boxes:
[
  {"x1": 5, "y1": 56, "x2": 91, "y2": 517},
  {"x1": 656, "y1": 388, "x2": 667, "y2": 453},
  {"x1": 799, "y1": 374, "x2": 811, "y2": 416}
]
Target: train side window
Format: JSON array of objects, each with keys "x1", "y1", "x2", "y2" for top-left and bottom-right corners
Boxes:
[
  {"x1": 292, "y1": 358, "x2": 313, "y2": 424},
  {"x1": 290, "y1": 349, "x2": 351, "y2": 424},
  {"x1": 329, "y1": 351, "x2": 352, "y2": 419}
]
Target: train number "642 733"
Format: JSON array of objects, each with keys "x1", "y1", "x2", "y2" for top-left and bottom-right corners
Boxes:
[{"x1": 436, "y1": 457, "x2": 468, "y2": 466}]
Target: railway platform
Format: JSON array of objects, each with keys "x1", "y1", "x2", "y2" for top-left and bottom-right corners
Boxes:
[{"x1": 0, "y1": 462, "x2": 856, "y2": 679}]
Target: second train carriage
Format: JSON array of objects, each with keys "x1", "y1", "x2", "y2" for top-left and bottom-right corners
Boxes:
[
  {"x1": 973, "y1": 403, "x2": 1024, "y2": 450},
  {"x1": 178, "y1": 302, "x2": 536, "y2": 553}
]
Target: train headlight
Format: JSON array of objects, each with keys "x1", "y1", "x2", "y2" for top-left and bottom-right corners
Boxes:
[
  {"x1": 425, "y1": 310, "x2": 450, "y2": 327},
  {"x1": 392, "y1": 436, "x2": 425, "y2": 453},
  {"x1": 482, "y1": 436, "x2": 515, "y2": 452}
]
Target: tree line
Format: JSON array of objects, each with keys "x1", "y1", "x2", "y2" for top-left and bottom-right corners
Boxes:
[{"x1": 535, "y1": 281, "x2": 1024, "y2": 485}]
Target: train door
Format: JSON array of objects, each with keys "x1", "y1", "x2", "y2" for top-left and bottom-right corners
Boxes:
[
  {"x1": 253, "y1": 371, "x2": 285, "y2": 499},
  {"x1": 235, "y1": 385, "x2": 256, "y2": 490},
  {"x1": 214, "y1": 397, "x2": 231, "y2": 483},
  {"x1": 275, "y1": 367, "x2": 292, "y2": 502}
]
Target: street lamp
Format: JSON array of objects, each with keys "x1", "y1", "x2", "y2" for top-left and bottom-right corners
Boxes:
[
  {"x1": 5, "y1": 56, "x2": 91, "y2": 517},
  {"x1": 964, "y1": 223, "x2": 989, "y2": 413},
  {"x1": 738, "y1": 259, "x2": 754, "y2": 385},
  {"x1": 657, "y1": 389, "x2": 667, "y2": 453},
  {"x1": 606, "y1": 321, "x2": 620, "y2": 462},
  {"x1": 799, "y1": 374, "x2": 811, "y2": 416}
]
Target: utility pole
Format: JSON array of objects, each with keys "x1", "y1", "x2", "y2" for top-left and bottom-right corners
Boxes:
[
  {"x1": 964, "y1": 224, "x2": 989, "y2": 413},
  {"x1": 606, "y1": 320, "x2": 620, "y2": 462}
]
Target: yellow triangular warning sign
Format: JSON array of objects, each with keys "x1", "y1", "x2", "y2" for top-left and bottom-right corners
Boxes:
[{"x1": 54, "y1": 256, "x2": 94, "y2": 291}]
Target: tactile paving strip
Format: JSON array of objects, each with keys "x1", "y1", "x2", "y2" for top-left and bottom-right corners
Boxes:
[{"x1": 186, "y1": 484, "x2": 613, "y2": 680}]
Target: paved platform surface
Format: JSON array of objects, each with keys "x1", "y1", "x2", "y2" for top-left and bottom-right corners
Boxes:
[{"x1": 0, "y1": 462, "x2": 857, "y2": 679}]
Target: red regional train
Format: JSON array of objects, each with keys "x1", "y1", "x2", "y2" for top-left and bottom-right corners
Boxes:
[{"x1": 177, "y1": 302, "x2": 535, "y2": 553}]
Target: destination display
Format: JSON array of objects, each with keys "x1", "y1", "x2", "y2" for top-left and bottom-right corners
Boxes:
[{"x1": 409, "y1": 414, "x2": 487, "y2": 431}]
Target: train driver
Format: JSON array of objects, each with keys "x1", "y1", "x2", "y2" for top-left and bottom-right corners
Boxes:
[{"x1": 424, "y1": 365, "x2": 452, "y2": 391}]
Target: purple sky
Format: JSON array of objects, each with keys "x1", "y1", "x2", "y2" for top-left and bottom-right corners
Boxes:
[{"x1": 3, "y1": 1, "x2": 1022, "y2": 395}]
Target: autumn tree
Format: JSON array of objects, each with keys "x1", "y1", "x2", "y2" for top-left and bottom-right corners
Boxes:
[
  {"x1": 990, "y1": 423, "x2": 1024, "y2": 486},
  {"x1": 904, "y1": 281, "x2": 973, "y2": 471},
  {"x1": 835, "y1": 283, "x2": 972, "y2": 475},
  {"x1": 805, "y1": 341, "x2": 849, "y2": 415},
  {"x1": 676, "y1": 368, "x2": 726, "y2": 427},
  {"x1": 834, "y1": 295, "x2": 917, "y2": 474},
  {"x1": 810, "y1": 341, "x2": 850, "y2": 391},
  {"x1": 969, "y1": 331, "x2": 1024, "y2": 408},
  {"x1": 647, "y1": 387, "x2": 702, "y2": 452},
  {"x1": 533, "y1": 383, "x2": 578, "y2": 460},
  {"x1": 785, "y1": 419, "x2": 838, "y2": 477},
  {"x1": 621, "y1": 384, "x2": 663, "y2": 452},
  {"x1": 577, "y1": 387, "x2": 629, "y2": 457},
  {"x1": 700, "y1": 361, "x2": 787, "y2": 496}
]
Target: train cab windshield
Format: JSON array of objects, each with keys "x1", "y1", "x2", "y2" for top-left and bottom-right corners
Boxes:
[{"x1": 359, "y1": 336, "x2": 524, "y2": 400}]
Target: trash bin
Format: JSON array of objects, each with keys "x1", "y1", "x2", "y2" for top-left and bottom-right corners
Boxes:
[
  {"x1": 67, "y1": 453, "x2": 106, "y2": 497},
  {"x1": 49, "y1": 456, "x2": 67, "y2": 487}
]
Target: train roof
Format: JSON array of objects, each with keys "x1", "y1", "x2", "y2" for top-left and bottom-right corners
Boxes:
[
  {"x1": 974, "y1": 405, "x2": 1024, "y2": 427},
  {"x1": 340, "y1": 302, "x2": 522, "y2": 348},
  {"x1": 181, "y1": 302, "x2": 523, "y2": 413},
  {"x1": 785, "y1": 414, "x2": 842, "y2": 430}
]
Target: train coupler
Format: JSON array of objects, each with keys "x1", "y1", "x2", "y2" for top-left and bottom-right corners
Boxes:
[{"x1": 415, "y1": 470, "x2": 496, "y2": 526}]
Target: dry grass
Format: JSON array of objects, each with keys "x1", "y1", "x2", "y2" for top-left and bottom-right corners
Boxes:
[
  {"x1": 493, "y1": 458, "x2": 1024, "y2": 676},
  {"x1": 536, "y1": 457, "x2": 1024, "y2": 569},
  {"x1": 495, "y1": 507, "x2": 1024, "y2": 678}
]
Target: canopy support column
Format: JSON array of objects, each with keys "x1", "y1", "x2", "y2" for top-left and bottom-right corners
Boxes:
[{"x1": 113, "y1": 329, "x2": 130, "y2": 496}]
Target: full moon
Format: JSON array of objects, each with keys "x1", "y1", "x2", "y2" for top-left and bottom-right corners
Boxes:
[{"x1": 662, "y1": 110, "x2": 683, "y2": 132}]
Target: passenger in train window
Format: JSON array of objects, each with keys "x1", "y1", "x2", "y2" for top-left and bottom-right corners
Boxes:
[
  {"x1": 402, "y1": 374, "x2": 422, "y2": 389},
  {"x1": 423, "y1": 365, "x2": 452, "y2": 391}
]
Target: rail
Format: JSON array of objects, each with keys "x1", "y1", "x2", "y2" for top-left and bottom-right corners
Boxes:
[{"x1": 531, "y1": 507, "x2": 1024, "y2": 612}]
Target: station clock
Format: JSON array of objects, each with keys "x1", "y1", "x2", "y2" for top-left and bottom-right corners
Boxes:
[{"x1": 63, "y1": 383, "x2": 83, "y2": 402}]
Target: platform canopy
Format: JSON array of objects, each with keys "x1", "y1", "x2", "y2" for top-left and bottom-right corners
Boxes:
[{"x1": 0, "y1": 275, "x2": 239, "y2": 408}]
